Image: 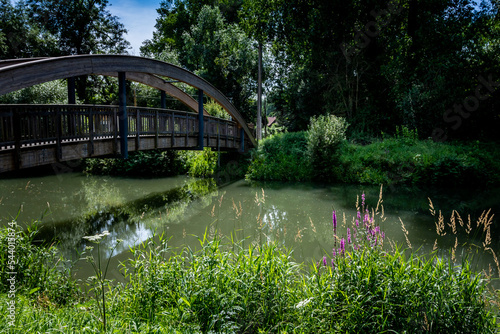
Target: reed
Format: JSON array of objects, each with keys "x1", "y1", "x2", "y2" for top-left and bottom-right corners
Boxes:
[{"x1": 0, "y1": 192, "x2": 498, "y2": 333}]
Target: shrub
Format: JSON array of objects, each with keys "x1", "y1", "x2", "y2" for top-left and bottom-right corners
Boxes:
[
  {"x1": 307, "y1": 114, "x2": 348, "y2": 181},
  {"x1": 0, "y1": 221, "x2": 80, "y2": 306},
  {"x1": 204, "y1": 99, "x2": 231, "y2": 120},
  {"x1": 179, "y1": 147, "x2": 219, "y2": 178},
  {"x1": 83, "y1": 150, "x2": 185, "y2": 177},
  {"x1": 246, "y1": 131, "x2": 311, "y2": 181}
]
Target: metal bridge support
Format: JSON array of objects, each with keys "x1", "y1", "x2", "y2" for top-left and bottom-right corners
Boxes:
[
  {"x1": 240, "y1": 127, "x2": 245, "y2": 152},
  {"x1": 67, "y1": 77, "x2": 76, "y2": 104},
  {"x1": 198, "y1": 89, "x2": 204, "y2": 150},
  {"x1": 160, "y1": 90, "x2": 167, "y2": 109},
  {"x1": 118, "y1": 72, "x2": 128, "y2": 159}
]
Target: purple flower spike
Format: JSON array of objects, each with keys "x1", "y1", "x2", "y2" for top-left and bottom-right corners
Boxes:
[
  {"x1": 347, "y1": 228, "x2": 351, "y2": 244},
  {"x1": 323, "y1": 256, "x2": 327, "y2": 266},
  {"x1": 340, "y1": 238, "x2": 346, "y2": 254},
  {"x1": 332, "y1": 210, "x2": 337, "y2": 230},
  {"x1": 331, "y1": 259, "x2": 335, "y2": 268},
  {"x1": 361, "y1": 193, "x2": 366, "y2": 207},
  {"x1": 332, "y1": 248, "x2": 336, "y2": 258}
]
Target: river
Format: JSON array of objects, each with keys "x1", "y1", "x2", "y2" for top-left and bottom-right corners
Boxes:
[{"x1": 1, "y1": 172, "x2": 499, "y2": 283}]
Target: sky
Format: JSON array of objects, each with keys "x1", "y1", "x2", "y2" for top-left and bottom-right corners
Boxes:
[{"x1": 107, "y1": 0, "x2": 162, "y2": 55}]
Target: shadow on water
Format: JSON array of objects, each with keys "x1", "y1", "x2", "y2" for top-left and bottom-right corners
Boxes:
[
  {"x1": 35, "y1": 178, "x2": 218, "y2": 260},
  {"x1": 1, "y1": 171, "x2": 499, "y2": 283}
]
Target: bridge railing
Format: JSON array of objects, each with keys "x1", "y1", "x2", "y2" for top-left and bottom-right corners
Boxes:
[{"x1": 0, "y1": 104, "x2": 241, "y2": 152}]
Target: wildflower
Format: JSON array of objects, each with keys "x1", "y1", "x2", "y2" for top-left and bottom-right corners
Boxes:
[
  {"x1": 331, "y1": 259, "x2": 335, "y2": 268},
  {"x1": 323, "y1": 256, "x2": 327, "y2": 266},
  {"x1": 332, "y1": 210, "x2": 337, "y2": 231},
  {"x1": 361, "y1": 193, "x2": 365, "y2": 207},
  {"x1": 332, "y1": 248, "x2": 336, "y2": 258},
  {"x1": 340, "y1": 238, "x2": 346, "y2": 254},
  {"x1": 295, "y1": 298, "x2": 313, "y2": 309},
  {"x1": 83, "y1": 230, "x2": 111, "y2": 243},
  {"x1": 347, "y1": 228, "x2": 351, "y2": 244}
]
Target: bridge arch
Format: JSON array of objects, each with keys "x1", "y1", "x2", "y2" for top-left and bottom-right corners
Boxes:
[
  {"x1": 0, "y1": 58, "x2": 207, "y2": 115},
  {"x1": 0, "y1": 55, "x2": 256, "y2": 146}
]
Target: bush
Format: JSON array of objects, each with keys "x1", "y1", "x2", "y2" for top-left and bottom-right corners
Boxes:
[
  {"x1": 83, "y1": 150, "x2": 185, "y2": 177},
  {"x1": 334, "y1": 138, "x2": 498, "y2": 187},
  {"x1": 246, "y1": 131, "x2": 311, "y2": 181},
  {"x1": 179, "y1": 147, "x2": 219, "y2": 178},
  {"x1": 204, "y1": 99, "x2": 231, "y2": 120},
  {"x1": 0, "y1": 221, "x2": 80, "y2": 306},
  {"x1": 307, "y1": 114, "x2": 348, "y2": 181}
]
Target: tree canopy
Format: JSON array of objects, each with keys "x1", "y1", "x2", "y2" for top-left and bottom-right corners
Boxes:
[
  {"x1": 141, "y1": 0, "x2": 500, "y2": 140},
  {"x1": 1, "y1": 0, "x2": 499, "y2": 140}
]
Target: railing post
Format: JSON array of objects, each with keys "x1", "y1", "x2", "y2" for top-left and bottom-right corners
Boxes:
[
  {"x1": 118, "y1": 72, "x2": 128, "y2": 159},
  {"x1": 198, "y1": 89, "x2": 204, "y2": 150},
  {"x1": 240, "y1": 127, "x2": 245, "y2": 153}
]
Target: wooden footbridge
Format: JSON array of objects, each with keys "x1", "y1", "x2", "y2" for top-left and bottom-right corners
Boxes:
[{"x1": 0, "y1": 55, "x2": 256, "y2": 173}]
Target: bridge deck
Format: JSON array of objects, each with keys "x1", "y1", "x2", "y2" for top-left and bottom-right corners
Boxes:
[{"x1": 0, "y1": 104, "x2": 246, "y2": 173}]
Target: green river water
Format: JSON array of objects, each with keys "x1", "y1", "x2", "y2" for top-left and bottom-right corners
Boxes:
[{"x1": 1, "y1": 172, "x2": 499, "y2": 282}]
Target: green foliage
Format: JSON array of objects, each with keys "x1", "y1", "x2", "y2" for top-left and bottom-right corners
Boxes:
[
  {"x1": 307, "y1": 114, "x2": 348, "y2": 181},
  {"x1": 83, "y1": 150, "x2": 185, "y2": 177},
  {"x1": 204, "y1": 99, "x2": 231, "y2": 120},
  {"x1": 1, "y1": 225, "x2": 496, "y2": 332},
  {"x1": 179, "y1": 147, "x2": 219, "y2": 178},
  {"x1": 248, "y1": 126, "x2": 500, "y2": 187},
  {"x1": 142, "y1": 3, "x2": 257, "y2": 121},
  {"x1": 0, "y1": 193, "x2": 498, "y2": 332},
  {"x1": 0, "y1": 221, "x2": 79, "y2": 306},
  {"x1": 26, "y1": 0, "x2": 129, "y2": 55},
  {"x1": 241, "y1": 0, "x2": 500, "y2": 139},
  {"x1": 395, "y1": 125, "x2": 419, "y2": 144},
  {"x1": 180, "y1": 5, "x2": 257, "y2": 120},
  {"x1": 0, "y1": 81, "x2": 67, "y2": 104},
  {"x1": 82, "y1": 231, "x2": 121, "y2": 332},
  {"x1": 0, "y1": 0, "x2": 59, "y2": 59},
  {"x1": 308, "y1": 247, "x2": 495, "y2": 333},
  {"x1": 335, "y1": 139, "x2": 500, "y2": 187},
  {"x1": 246, "y1": 131, "x2": 311, "y2": 181}
]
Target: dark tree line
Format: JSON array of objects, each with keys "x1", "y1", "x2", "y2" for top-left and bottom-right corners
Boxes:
[
  {"x1": 1, "y1": 0, "x2": 499, "y2": 140},
  {"x1": 143, "y1": 0, "x2": 500, "y2": 141}
]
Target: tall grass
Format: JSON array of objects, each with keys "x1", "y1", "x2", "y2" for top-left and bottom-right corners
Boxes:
[{"x1": 0, "y1": 192, "x2": 498, "y2": 333}]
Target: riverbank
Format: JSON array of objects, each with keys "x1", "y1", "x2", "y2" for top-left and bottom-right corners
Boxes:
[
  {"x1": 78, "y1": 119, "x2": 500, "y2": 189},
  {"x1": 246, "y1": 131, "x2": 500, "y2": 187},
  {"x1": 1, "y1": 194, "x2": 498, "y2": 333}
]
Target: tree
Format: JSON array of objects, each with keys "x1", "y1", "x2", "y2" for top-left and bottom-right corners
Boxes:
[
  {"x1": 24, "y1": 0, "x2": 130, "y2": 102},
  {"x1": 141, "y1": 0, "x2": 243, "y2": 57},
  {"x1": 0, "y1": 0, "x2": 59, "y2": 59},
  {"x1": 181, "y1": 5, "x2": 257, "y2": 120},
  {"x1": 27, "y1": 0, "x2": 129, "y2": 55}
]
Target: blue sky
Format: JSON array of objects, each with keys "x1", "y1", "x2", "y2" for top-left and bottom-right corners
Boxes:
[{"x1": 108, "y1": 0, "x2": 162, "y2": 55}]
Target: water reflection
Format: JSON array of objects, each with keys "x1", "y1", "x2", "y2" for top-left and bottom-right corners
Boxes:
[{"x1": 0, "y1": 173, "x2": 499, "y2": 282}]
